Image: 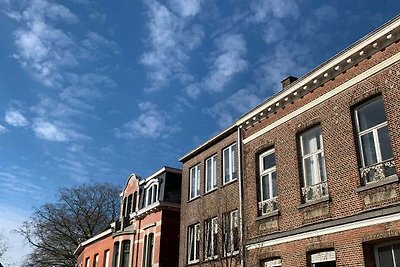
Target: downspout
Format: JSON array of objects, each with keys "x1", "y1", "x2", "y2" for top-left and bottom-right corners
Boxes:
[{"x1": 237, "y1": 126, "x2": 246, "y2": 267}]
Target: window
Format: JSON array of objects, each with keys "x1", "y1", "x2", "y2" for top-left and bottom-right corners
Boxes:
[
  {"x1": 146, "y1": 184, "x2": 158, "y2": 206},
  {"x1": 112, "y1": 242, "x2": 119, "y2": 267},
  {"x1": 122, "y1": 198, "x2": 127, "y2": 217},
  {"x1": 204, "y1": 217, "x2": 218, "y2": 259},
  {"x1": 189, "y1": 165, "x2": 200, "y2": 200},
  {"x1": 120, "y1": 240, "x2": 130, "y2": 267},
  {"x1": 375, "y1": 242, "x2": 400, "y2": 267},
  {"x1": 103, "y1": 250, "x2": 110, "y2": 267},
  {"x1": 85, "y1": 257, "x2": 90, "y2": 267},
  {"x1": 142, "y1": 233, "x2": 154, "y2": 267},
  {"x1": 300, "y1": 126, "x2": 328, "y2": 202},
  {"x1": 261, "y1": 258, "x2": 282, "y2": 267},
  {"x1": 188, "y1": 223, "x2": 200, "y2": 264},
  {"x1": 354, "y1": 96, "x2": 395, "y2": 184},
  {"x1": 132, "y1": 191, "x2": 137, "y2": 212},
  {"x1": 126, "y1": 194, "x2": 132, "y2": 216},
  {"x1": 224, "y1": 210, "x2": 239, "y2": 255},
  {"x1": 309, "y1": 250, "x2": 336, "y2": 267},
  {"x1": 206, "y1": 155, "x2": 217, "y2": 192},
  {"x1": 223, "y1": 144, "x2": 237, "y2": 184},
  {"x1": 93, "y1": 254, "x2": 99, "y2": 267},
  {"x1": 258, "y1": 149, "x2": 278, "y2": 215}
]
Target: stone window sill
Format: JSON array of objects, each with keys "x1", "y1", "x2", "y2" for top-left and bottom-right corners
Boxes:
[
  {"x1": 298, "y1": 195, "x2": 330, "y2": 209},
  {"x1": 356, "y1": 175, "x2": 398, "y2": 192},
  {"x1": 256, "y1": 210, "x2": 279, "y2": 221}
]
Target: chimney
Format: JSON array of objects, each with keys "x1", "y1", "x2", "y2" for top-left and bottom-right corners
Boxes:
[{"x1": 281, "y1": 76, "x2": 298, "y2": 90}]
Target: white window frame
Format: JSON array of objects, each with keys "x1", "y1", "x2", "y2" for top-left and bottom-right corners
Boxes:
[
  {"x1": 188, "y1": 223, "x2": 200, "y2": 264},
  {"x1": 310, "y1": 250, "x2": 336, "y2": 267},
  {"x1": 223, "y1": 144, "x2": 237, "y2": 184},
  {"x1": 94, "y1": 254, "x2": 99, "y2": 267},
  {"x1": 189, "y1": 165, "x2": 200, "y2": 200},
  {"x1": 146, "y1": 183, "x2": 158, "y2": 206},
  {"x1": 205, "y1": 155, "x2": 217, "y2": 193},
  {"x1": 259, "y1": 149, "x2": 277, "y2": 201},
  {"x1": 85, "y1": 258, "x2": 90, "y2": 267},
  {"x1": 263, "y1": 258, "x2": 282, "y2": 267},
  {"x1": 224, "y1": 210, "x2": 239, "y2": 256},
  {"x1": 104, "y1": 250, "x2": 110, "y2": 267},
  {"x1": 204, "y1": 217, "x2": 218, "y2": 260},
  {"x1": 355, "y1": 97, "x2": 392, "y2": 168},
  {"x1": 374, "y1": 241, "x2": 400, "y2": 267},
  {"x1": 142, "y1": 233, "x2": 154, "y2": 267},
  {"x1": 300, "y1": 126, "x2": 326, "y2": 187}
]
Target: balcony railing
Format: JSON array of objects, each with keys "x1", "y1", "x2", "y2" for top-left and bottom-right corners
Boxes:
[
  {"x1": 301, "y1": 181, "x2": 328, "y2": 202},
  {"x1": 258, "y1": 197, "x2": 278, "y2": 215},
  {"x1": 360, "y1": 159, "x2": 396, "y2": 184}
]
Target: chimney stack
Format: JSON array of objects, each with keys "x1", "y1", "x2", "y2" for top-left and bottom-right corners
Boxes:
[{"x1": 281, "y1": 76, "x2": 298, "y2": 90}]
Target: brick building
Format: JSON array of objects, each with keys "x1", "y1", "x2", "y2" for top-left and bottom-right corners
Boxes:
[
  {"x1": 75, "y1": 166, "x2": 182, "y2": 267},
  {"x1": 179, "y1": 16, "x2": 400, "y2": 267}
]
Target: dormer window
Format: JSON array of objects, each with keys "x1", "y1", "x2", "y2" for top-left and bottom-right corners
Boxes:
[{"x1": 146, "y1": 184, "x2": 158, "y2": 206}]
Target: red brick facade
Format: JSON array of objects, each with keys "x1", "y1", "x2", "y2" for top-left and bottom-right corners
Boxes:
[
  {"x1": 179, "y1": 17, "x2": 400, "y2": 267},
  {"x1": 75, "y1": 167, "x2": 182, "y2": 267}
]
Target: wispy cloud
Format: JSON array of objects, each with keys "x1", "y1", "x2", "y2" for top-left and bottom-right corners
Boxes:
[
  {"x1": 248, "y1": 0, "x2": 300, "y2": 23},
  {"x1": 5, "y1": 109, "x2": 28, "y2": 127},
  {"x1": 115, "y1": 101, "x2": 181, "y2": 139},
  {"x1": 140, "y1": 0, "x2": 204, "y2": 91},
  {"x1": 0, "y1": 124, "x2": 7, "y2": 134},
  {"x1": 203, "y1": 33, "x2": 247, "y2": 93},
  {"x1": 203, "y1": 88, "x2": 261, "y2": 128}
]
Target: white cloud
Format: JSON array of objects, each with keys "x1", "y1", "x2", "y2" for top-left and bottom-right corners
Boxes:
[
  {"x1": 203, "y1": 33, "x2": 247, "y2": 93},
  {"x1": 32, "y1": 120, "x2": 68, "y2": 141},
  {"x1": 204, "y1": 88, "x2": 261, "y2": 128},
  {"x1": 116, "y1": 101, "x2": 180, "y2": 139},
  {"x1": 249, "y1": 0, "x2": 300, "y2": 23},
  {"x1": 262, "y1": 19, "x2": 286, "y2": 44},
  {"x1": 168, "y1": 0, "x2": 202, "y2": 17},
  {"x1": 5, "y1": 109, "x2": 28, "y2": 127},
  {"x1": 140, "y1": 0, "x2": 204, "y2": 91},
  {"x1": 0, "y1": 124, "x2": 7, "y2": 134}
]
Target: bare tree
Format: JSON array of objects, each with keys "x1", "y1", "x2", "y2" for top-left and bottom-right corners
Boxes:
[
  {"x1": 0, "y1": 232, "x2": 8, "y2": 262},
  {"x1": 18, "y1": 183, "x2": 120, "y2": 267}
]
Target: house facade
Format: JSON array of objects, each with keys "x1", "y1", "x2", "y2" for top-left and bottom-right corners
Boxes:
[
  {"x1": 179, "y1": 16, "x2": 400, "y2": 267},
  {"x1": 75, "y1": 166, "x2": 182, "y2": 267}
]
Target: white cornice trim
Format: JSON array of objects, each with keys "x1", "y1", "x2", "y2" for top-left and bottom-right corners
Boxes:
[
  {"x1": 138, "y1": 166, "x2": 182, "y2": 185},
  {"x1": 243, "y1": 51, "x2": 400, "y2": 144},
  {"x1": 246, "y1": 212, "x2": 400, "y2": 250},
  {"x1": 236, "y1": 15, "x2": 400, "y2": 126}
]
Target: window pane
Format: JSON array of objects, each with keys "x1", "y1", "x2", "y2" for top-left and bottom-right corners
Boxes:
[
  {"x1": 263, "y1": 153, "x2": 276, "y2": 170},
  {"x1": 206, "y1": 159, "x2": 212, "y2": 191},
  {"x1": 232, "y1": 145, "x2": 237, "y2": 179},
  {"x1": 224, "y1": 148, "x2": 230, "y2": 182},
  {"x1": 213, "y1": 156, "x2": 217, "y2": 188},
  {"x1": 393, "y1": 244, "x2": 400, "y2": 267},
  {"x1": 304, "y1": 156, "x2": 314, "y2": 186},
  {"x1": 261, "y1": 174, "x2": 270, "y2": 200},
  {"x1": 378, "y1": 245, "x2": 395, "y2": 267},
  {"x1": 272, "y1": 172, "x2": 277, "y2": 197},
  {"x1": 357, "y1": 98, "x2": 386, "y2": 131},
  {"x1": 361, "y1": 132, "x2": 377, "y2": 166},
  {"x1": 302, "y1": 127, "x2": 321, "y2": 155},
  {"x1": 318, "y1": 153, "x2": 327, "y2": 182},
  {"x1": 378, "y1": 126, "x2": 394, "y2": 161}
]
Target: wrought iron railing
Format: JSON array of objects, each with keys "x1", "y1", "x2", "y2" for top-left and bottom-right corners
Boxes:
[
  {"x1": 258, "y1": 196, "x2": 278, "y2": 215},
  {"x1": 360, "y1": 159, "x2": 396, "y2": 184},
  {"x1": 301, "y1": 181, "x2": 328, "y2": 202}
]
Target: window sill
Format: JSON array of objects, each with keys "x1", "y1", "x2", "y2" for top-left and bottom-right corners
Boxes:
[
  {"x1": 222, "y1": 178, "x2": 237, "y2": 187},
  {"x1": 188, "y1": 195, "x2": 201, "y2": 203},
  {"x1": 204, "y1": 256, "x2": 218, "y2": 262},
  {"x1": 256, "y1": 210, "x2": 279, "y2": 221},
  {"x1": 186, "y1": 260, "x2": 200, "y2": 266},
  {"x1": 298, "y1": 196, "x2": 330, "y2": 209},
  {"x1": 204, "y1": 188, "x2": 217, "y2": 196},
  {"x1": 356, "y1": 175, "x2": 398, "y2": 192}
]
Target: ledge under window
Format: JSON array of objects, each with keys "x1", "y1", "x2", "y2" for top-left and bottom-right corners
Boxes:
[
  {"x1": 356, "y1": 175, "x2": 398, "y2": 192},
  {"x1": 298, "y1": 195, "x2": 330, "y2": 209},
  {"x1": 256, "y1": 210, "x2": 279, "y2": 221}
]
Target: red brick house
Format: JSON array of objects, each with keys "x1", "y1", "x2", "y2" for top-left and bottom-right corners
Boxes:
[
  {"x1": 75, "y1": 166, "x2": 181, "y2": 267},
  {"x1": 179, "y1": 16, "x2": 400, "y2": 267}
]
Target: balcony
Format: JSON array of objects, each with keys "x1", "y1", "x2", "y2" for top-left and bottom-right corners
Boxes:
[
  {"x1": 258, "y1": 197, "x2": 278, "y2": 215},
  {"x1": 361, "y1": 159, "x2": 396, "y2": 184},
  {"x1": 302, "y1": 181, "x2": 328, "y2": 202}
]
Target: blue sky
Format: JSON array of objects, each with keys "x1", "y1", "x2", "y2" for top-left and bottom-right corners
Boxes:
[{"x1": 0, "y1": 0, "x2": 399, "y2": 265}]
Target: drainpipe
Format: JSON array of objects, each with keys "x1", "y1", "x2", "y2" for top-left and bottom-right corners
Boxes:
[{"x1": 237, "y1": 126, "x2": 246, "y2": 267}]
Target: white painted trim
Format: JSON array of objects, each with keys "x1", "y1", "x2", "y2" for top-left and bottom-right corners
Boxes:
[
  {"x1": 236, "y1": 16, "x2": 400, "y2": 126},
  {"x1": 80, "y1": 228, "x2": 112, "y2": 247},
  {"x1": 246, "y1": 212, "x2": 400, "y2": 250},
  {"x1": 243, "y1": 52, "x2": 400, "y2": 145},
  {"x1": 139, "y1": 166, "x2": 182, "y2": 185}
]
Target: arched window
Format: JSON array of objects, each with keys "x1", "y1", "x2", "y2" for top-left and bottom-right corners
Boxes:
[{"x1": 146, "y1": 184, "x2": 158, "y2": 206}]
